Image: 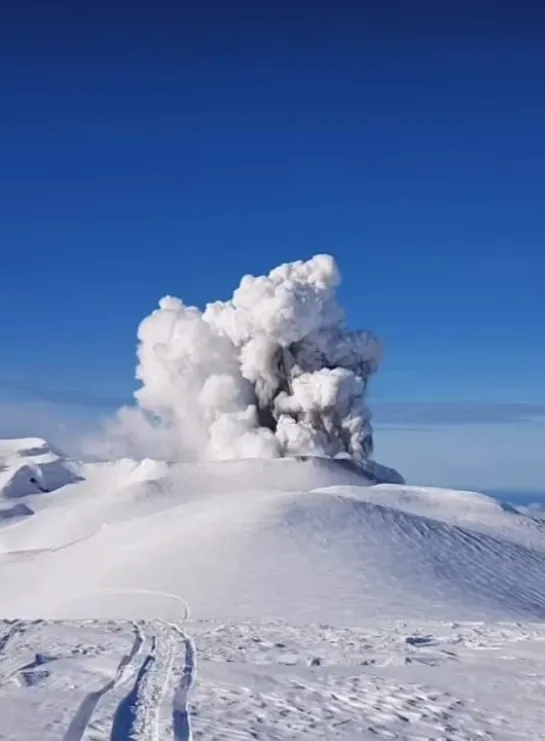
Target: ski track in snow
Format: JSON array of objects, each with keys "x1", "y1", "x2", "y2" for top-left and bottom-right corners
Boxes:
[
  {"x1": 109, "y1": 635, "x2": 157, "y2": 741},
  {"x1": 62, "y1": 622, "x2": 145, "y2": 741},
  {"x1": 1, "y1": 619, "x2": 545, "y2": 740},
  {"x1": 170, "y1": 624, "x2": 196, "y2": 741},
  {"x1": 109, "y1": 621, "x2": 196, "y2": 741}
]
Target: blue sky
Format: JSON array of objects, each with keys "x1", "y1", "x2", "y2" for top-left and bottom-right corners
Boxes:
[{"x1": 1, "y1": 2, "x2": 544, "y2": 490}]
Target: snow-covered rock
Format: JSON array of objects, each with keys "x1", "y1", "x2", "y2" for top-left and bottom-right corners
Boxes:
[{"x1": 0, "y1": 437, "x2": 81, "y2": 500}]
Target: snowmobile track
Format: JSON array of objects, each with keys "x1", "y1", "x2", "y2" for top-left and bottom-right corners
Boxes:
[
  {"x1": 109, "y1": 634, "x2": 157, "y2": 741},
  {"x1": 171, "y1": 625, "x2": 196, "y2": 741},
  {"x1": 62, "y1": 622, "x2": 145, "y2": 741}
]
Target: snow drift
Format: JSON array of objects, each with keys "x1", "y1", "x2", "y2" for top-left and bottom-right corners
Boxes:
[
  {"x1": 1, "y1": 441, "x2": 545, "y2": 623},
  {"x1": 89, "y1": 255, "x2": 397, "y2": 478}
]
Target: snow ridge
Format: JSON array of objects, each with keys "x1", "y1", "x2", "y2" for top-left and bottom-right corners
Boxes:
[{"x1": 1, "y1": 450, "x2": 544, "y2": 623}]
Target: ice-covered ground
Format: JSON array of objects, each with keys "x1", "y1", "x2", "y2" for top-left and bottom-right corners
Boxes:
[
  {"x1": 1, "y1": 618, "x2": 545, "y2": 740},
  {"x1": 1, "y1": 438, "x2": 545, "y2": 739}
]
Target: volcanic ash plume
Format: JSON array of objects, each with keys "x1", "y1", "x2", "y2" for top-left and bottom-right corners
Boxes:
[{"x1": 95, "y1": 255, "x2": 383, "y2": 464}]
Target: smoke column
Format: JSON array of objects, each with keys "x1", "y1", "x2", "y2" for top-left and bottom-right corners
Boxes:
[{"x1": 92, "y1": 255, "x2": 383, "y2": 464}]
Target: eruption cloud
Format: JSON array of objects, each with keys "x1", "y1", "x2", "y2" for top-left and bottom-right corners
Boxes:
[{"x1": 92, "y1": 255, "x2": 383, "y2": 465}]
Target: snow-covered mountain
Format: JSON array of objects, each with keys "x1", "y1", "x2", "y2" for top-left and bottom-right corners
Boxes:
[
  {"x1": 2, "y1": 437, "x2": 545, "y2": 741},
  {"x1": 2, "y1": 437, "x2": 544, "y2": 624}
]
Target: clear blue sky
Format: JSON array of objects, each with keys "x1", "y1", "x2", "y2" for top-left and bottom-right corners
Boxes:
[{"x1": 1, "y1": 2, "x2": 544, "y2": 490}]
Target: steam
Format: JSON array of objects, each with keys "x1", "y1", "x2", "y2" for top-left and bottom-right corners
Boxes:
[{"x1": 91, "y1": 255, "x2": 382, "y2": 464}]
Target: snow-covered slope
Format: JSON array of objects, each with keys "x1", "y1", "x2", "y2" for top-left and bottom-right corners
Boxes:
[
  {"x1": 2, "y1": 437, "x2": 545, "y2": 741},
  {"x1": 1, "y1": 438, "x2": 544, "y2": 623}
]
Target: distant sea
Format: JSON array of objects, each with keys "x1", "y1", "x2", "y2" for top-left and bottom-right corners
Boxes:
[{"x1": 481, "y1": 489, "x2": 545, "y2": 509}]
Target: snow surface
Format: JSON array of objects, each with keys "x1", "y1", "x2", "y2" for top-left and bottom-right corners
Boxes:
[
  {"x1": 1, "y1": 619, "x2": 545, "y2": 740},
  {"x1": 1, "y1": 437, "x2": 545, "y2": 739}
]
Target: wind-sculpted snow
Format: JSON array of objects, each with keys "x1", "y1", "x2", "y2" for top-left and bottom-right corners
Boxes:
[
  {"x1": 1, "y1": 454, "x2": 544, "y2": 623},
  {"x1": 0, "y1": 438, "x2": 81, "y2": 501},
  {"x1": 2, "y1": 619, "x2": 545, "y2": 741},
  {"x1": 87, "y1": 255, "x2": 394, "y2": 473},
  {"x1": 2, "y1": 443, "x2": 545, "y2": 740}
]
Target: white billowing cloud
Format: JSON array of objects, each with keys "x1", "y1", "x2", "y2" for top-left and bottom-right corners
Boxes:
[{"x1": 88, "y1": 254, "x2": 381, "y2": 463}]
